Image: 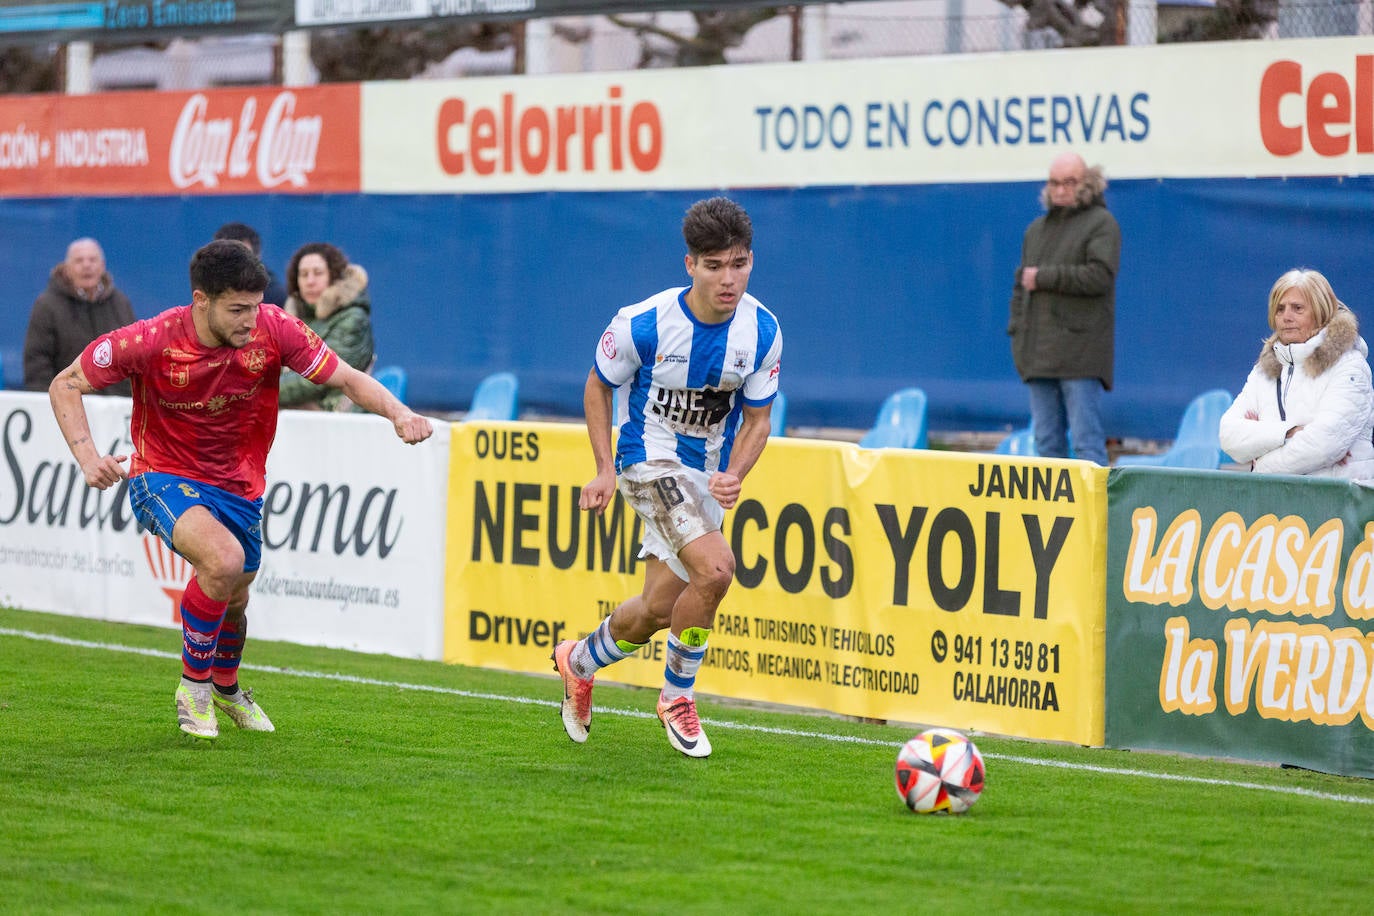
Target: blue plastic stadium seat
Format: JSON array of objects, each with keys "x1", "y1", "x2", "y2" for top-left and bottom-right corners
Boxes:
[
  {"x1": 994, "y1": 427, "x2": 1038, "y2": 456},
  {"x1": 373, "y1": 365, "x2": 407, "y2": 404},
  {"x1": 858, "y1": 388, "x2": 928, "y2": 449},
  {"x1": 468, "y1": 371, "x2": 520, "y2": 421},
  {"x1": 992, "y1": 423, "x2": 1081, "y2": 458},
  {"x1": 1115, "y1": 389, "x2": 1233, "y2": 469},
  {"x1": 769, "y1": 390, "x2": 787, "y2": 437}
]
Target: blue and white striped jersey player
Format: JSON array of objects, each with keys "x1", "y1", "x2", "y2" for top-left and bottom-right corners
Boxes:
[{"x1": 552, "y1": 197, "x2": 783, "y2": 758}]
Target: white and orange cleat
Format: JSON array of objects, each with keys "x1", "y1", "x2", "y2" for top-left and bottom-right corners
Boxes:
[
  {"x1": 656, "y1": 693, "x2": 712, "y2": 758},
  {"x1": 552, "y1": 640, "x2": 594, "y2": 744}
]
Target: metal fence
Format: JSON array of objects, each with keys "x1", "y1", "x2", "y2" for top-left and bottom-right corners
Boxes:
[{"x1": 1, "y1": 0, "x2": 1371, "y2": 94}]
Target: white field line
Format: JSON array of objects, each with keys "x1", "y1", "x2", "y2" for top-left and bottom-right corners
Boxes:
[{"x1": 5, "y1": 626, "x2": 1373, "y2": 806}]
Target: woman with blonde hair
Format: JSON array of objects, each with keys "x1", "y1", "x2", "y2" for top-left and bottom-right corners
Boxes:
[{"x1": 1219, "y1": 268, "x2": 1374, "y2": 478}]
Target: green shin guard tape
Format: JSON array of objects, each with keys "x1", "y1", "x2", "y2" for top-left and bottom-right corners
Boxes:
[{"x1": 680, "y1": 626, "x2": 710, "y2": 647}]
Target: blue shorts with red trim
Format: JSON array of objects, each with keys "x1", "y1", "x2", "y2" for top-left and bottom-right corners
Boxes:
[{"x1": 129, "y1": 472, "x2": 264, "y2": 573}]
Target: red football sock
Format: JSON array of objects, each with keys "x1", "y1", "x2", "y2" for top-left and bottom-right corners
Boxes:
[
  {"x1": 179, "y1": 576, "x2": 228, "y2": 680},
  {"x1": 211, "y1": 613, "x2": 247, "y2": 689}
]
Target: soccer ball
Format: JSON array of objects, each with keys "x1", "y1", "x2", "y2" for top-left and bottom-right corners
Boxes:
[{"x1": 894, "y1": 728, "x2": 985, "y2": 814}]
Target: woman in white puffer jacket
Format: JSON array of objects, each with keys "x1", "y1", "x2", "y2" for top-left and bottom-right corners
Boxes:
[{"x1": 1219, "y1": 268, "x2": 1374, "y2": 480}]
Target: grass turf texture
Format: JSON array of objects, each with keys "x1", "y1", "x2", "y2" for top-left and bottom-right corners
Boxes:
[{"x1": 3, "y1": 605, "x2": 1373, "y2": 914}]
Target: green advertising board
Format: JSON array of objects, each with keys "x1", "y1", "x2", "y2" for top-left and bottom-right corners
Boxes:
[{"x1": 1106, "y1": 466, "x2": 1374, "y2": 778}]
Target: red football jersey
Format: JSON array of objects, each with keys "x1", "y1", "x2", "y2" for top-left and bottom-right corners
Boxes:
[{"x1": 80, "y1": 303, "x2": 339, "y2": 500}]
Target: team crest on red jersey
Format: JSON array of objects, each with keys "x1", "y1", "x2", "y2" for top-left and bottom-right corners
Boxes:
[
  {"x1": 305, "y1": 327, "x2": 322, "y2": 348},
  {"x1": 165, "y1": 345, "x2": 195, "y2": 388},
  {"x1": 242, "y1": 348, "x2": 267, "y2": 374}
]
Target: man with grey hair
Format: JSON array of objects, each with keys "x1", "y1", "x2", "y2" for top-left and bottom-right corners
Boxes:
[
  {"x1": 24, "y1": 237, "x2": 136, "y2": 396},
  {"x1": 1008, "y1": 151, "x2": 1120, "y2": 465}
]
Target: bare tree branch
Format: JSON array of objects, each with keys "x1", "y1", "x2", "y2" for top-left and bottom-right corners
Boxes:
[
  {"x1": 310, "y1": 23, "x2": 516, "y2": 82},
  {"x1": 0, "y1": 46, "x2": 60, "y2": 93},
  {"x1": 609, "y1": 8, "x2": 781, "y2": 68},
  {"x1": 999, "y1": 0, "x2": 1277, "y2": 45},
  {"x1": 1159, "y1": 0, "x2": 1278, "y2": 41}
]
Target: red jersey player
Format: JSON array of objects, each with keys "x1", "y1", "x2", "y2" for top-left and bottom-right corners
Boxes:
[{"x1": 49, "y1": 240, "x2": 433, "y2": 739}]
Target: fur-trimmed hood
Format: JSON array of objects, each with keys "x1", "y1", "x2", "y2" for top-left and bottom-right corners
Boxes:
[
  {"x1": 286, "y1": 263, "x2": 369, "y2": 321},
  {"x1": 1256, "y1": 304, "x2": 1364, "y2": 380},
  {"x1": 1039, "y1": 164, "x2": 1108, "y2": 212}
]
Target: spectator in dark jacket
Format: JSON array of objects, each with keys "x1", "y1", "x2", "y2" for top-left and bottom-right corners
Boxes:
[
  {"x1": 279, "y1": 242, "x2": 375, "y2": 411},
  {"x1": 24, "y1": 238, "x2": 136, "y2": 396},
  {"x1": 213, "y1": 222, "x2": 288, "y2": 308},
  {"x1": 1008, "y1": 152, "x2": 1120, "y2": 466}
]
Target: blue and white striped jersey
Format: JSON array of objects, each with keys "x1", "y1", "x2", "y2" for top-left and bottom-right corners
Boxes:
[{"x1": 593, "y1": 286, "x2": 783, "y2": 474}]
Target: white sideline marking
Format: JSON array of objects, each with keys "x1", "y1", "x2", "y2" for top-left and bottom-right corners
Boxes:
[{"x1": 5, "y1": 626, "x2": 1374, "y2": 806}]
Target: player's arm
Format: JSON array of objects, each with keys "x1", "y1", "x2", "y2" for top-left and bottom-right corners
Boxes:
[
  {"x1": 710, "y1": 402, "x2": 771, "y2": 510},
  {"x1": 326, "y1": 362, "x2": 434, "y2": 444},
  {"x1": 579, "y1": 370, "x2": 616, "y2": 515},
  {"x1": 322, "y1": 362, "x2": 433, "y2": 444},
  {"x1": 48, "y1": 359, "x2": 128, "y2": 490}
]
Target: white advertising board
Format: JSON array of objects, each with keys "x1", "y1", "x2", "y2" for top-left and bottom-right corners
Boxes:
[
  {"x1": 362, "y1": 36, "x2": 1374, "y2": 192},
  {"x1": 0, "y1": 392, "x2": 451, "y2": 660},
  {"x1": 295, "y1": 0, "x2": 536, "y2": 27}
]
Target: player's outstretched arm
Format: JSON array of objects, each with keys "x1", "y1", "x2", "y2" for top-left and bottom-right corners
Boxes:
[
  {"x1": 579, "y1": 369, "x2": 617, "y2": 515},
  {"x1": 48, "y1": 359, "x2": 129, "y2": 490},
  {"x1": 325, "y1": 362, "x2": 434, "y2": 444}
]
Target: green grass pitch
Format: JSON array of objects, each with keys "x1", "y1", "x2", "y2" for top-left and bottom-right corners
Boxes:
[{"x1": 3, "y1": 605, "x2": 1372, "y2": 914}]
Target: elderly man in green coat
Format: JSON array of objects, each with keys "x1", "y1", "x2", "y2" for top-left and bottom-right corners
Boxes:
[{"x1": 1008, "y1": 151, "x2": 1121, "y2": 466}]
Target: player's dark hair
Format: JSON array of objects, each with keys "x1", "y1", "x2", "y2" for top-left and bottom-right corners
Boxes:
[
  {"x1": 212, "y1": 221, "x2": 262, "y2": 255},
  {"x1": 285, "y1": 242, "x2": 350, "y2": 301},
  {"x1": 683, "y1": 197, "x2": 752, "y2": 257},
  {"x1": 190, "y1": 239, "x2": 270, "y2": 297}
]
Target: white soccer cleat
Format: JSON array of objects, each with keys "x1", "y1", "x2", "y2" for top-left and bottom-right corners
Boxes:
[
  {"x1": 213, "y1": 686, "x2": 275, "y2": 732},
  {"x1": 656, "y1": 693, "x2": 712, "y2": 758},
  {"x1": 552, "y1": 640, "x2": 594, "y2": 743},
  {"x1": 175, "y1": 679, "x2": 218, "y2": 740}
]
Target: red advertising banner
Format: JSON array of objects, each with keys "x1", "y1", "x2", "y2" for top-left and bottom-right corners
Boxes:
[{"x1": 0, "y1": 84, "x2": 360, "y2": 198}]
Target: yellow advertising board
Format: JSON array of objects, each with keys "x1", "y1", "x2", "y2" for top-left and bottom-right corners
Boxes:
[{"x1": 445, "y1": 421, "x2": 1107, "y2": 745}]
